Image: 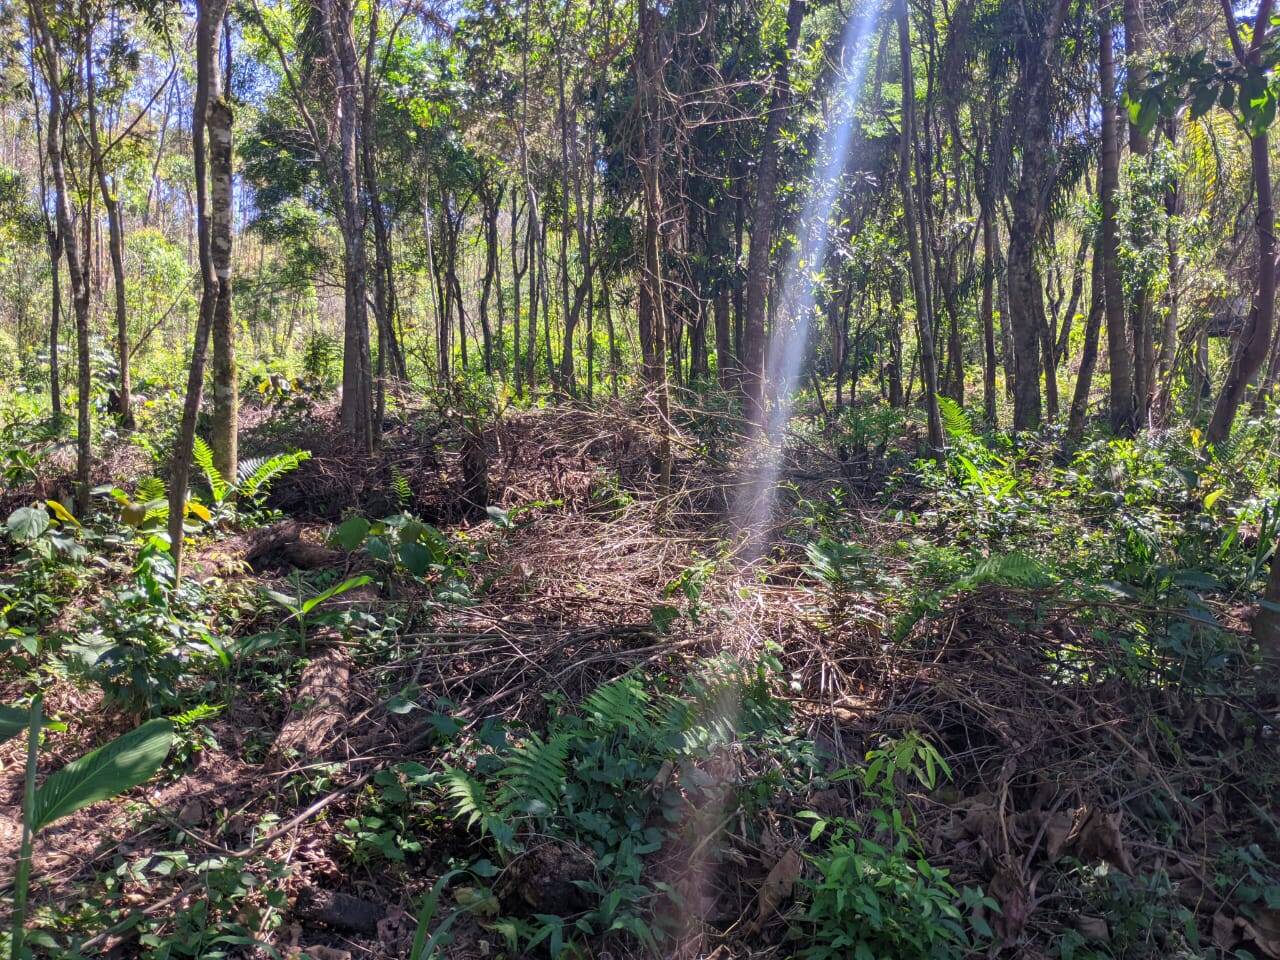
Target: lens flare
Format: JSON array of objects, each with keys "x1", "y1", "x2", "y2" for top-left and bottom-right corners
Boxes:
[{"x1": 673, "y1": 6, "x2": 885, "y2": 952}]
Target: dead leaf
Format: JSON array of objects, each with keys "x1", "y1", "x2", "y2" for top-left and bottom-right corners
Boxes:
[
  {"x1": 751, "y1": 848, "x2": 802, "y2": 932},
  {"x1": 1070, "y1": 807, "x2": 1134, "y2": 877},
  {"x1": 1212, "y1": 911, "x2": 1237, "y2": 952},
  {"x1": 301, "y1": 948, "x2": 351, "y2": 960},
  {"x1": 1074, "y1": 915, "x2": 1110, "y2": 941},
  {"x1": 1241, "y1": 908, "x2": 1280, "y2": 959},
  {"x1": 1043, "y1": 812, "x2": 1074, "y2": 862},
  {"x1": 989, "y1": 863, "x2": 1030, "y2": 945}
]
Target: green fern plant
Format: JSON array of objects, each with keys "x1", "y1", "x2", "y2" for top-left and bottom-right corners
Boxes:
[
  {"x1": 189, "y1": 438, "x2": 311, "y2": 520},
  {"x1": 494, "y1": 731, "x2": 570, "y2": 818},
  {"x1": 390, "y1": 467, "x2": 412, "y2": 509},
  {"x1": 958, "y1": 551, "x2": 1051, "y2": 590},
  {"x1": 936, "y1": 396, "x2": 974, "y2": 441},
  {"x1": 581, "y1": 676, "x2": 651, "y2": 732}
]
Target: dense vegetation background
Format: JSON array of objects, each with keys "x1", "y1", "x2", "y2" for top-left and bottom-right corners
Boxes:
[{"x1": 0, "y1": 0, "x2": 1279, "y2": 956}]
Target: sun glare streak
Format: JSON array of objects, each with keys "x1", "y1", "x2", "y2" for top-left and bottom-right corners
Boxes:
[{"x1": 674, "y1": 6, "x2": 885, "y2": 952}]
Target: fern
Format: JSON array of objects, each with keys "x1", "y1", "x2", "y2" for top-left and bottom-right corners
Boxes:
[
  {"x1": 958, "y1": 551, "x2": 1051, "y2": 590},
  {"x1": 192, "y1": 436, "x2": 230, "y2": 503},
  {"x1": 495, "y1": 732, "x2": 569, "y2": 818},
  {"x1": 390, "y1": 467, "x2": 412, "y2": 508},
  {"x1": 443, "y1": 766, "x2": 492, "y2": 830},
  {"x1": 135, "y1": 476, "x2": 167, "y2": 505},
  {"x1": 236, "y1": 449, "x2": 312, "y2": 504},
  {"x1": 582, "y1": 676, "x2": 651, "y2": 732},
  {"x1": 936, "y1": 396, "x2": 973, "y2": 440}
]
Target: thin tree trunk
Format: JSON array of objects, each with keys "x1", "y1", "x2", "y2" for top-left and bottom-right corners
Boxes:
[
  {"x1": 30, "y1": 2, "x2": 92, "y2": 514},
  {"x1": 209, "y1": 95, "x2": 236, "y2": 482},
  {"x1": 897, "y1": 0, "x2": 943, "y2": 456},
  {"x1": 980, "y1": 205, "x2": 998, "y2": 424},
  {"x1": 1208, "y1": 4, "x2": 1274, "y2": 444},
  {"x1": 166, "y1": 0, "x2": 229, "y2": 572},
  {"x1": 1067, "y1": 236, "x2": 1104, "y2": 441},
  {"x1": 1125, "y1": 0, "x2": 1154, "y2": 423},
  {"x1": 323, "y1": 0, "x2": 374, "y2": 453},
  {"x1": 85, "y1": 29, "x2": 133, "y2": 431},
  {"x1": 1100, "y1": 7, "x2": 1134, "y2": 434},
  {"x1": 741, "y1": 0, "x2": 805, "y2": 424}
]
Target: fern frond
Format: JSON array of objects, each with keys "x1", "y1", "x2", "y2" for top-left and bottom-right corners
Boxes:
[
  {"x1": 236, "y1": 450, "x2": 311, "y2": 504},
  {"x1": 936, "y1": 396, "x2": 973, "y2": 440},
  {"x1": 959, "y1": 551, "x2": 1051, "y2": 590},
  {"x1": 496, "y1": 732, "x2": 569, "y2": 818},
  {"x1": 582, "y1": 676, "x2": 651, "y2": 732},
  {"x1": 135, "y1": 476, "x2": 167, "y2": 505},
  {"x1": 443, "y1": 766, "x2": 492, "y2": 830},
  {"x1": 192, "y1": 436, "x2": 230, "y2": 503},
  {"x1": 390, "y1": 467, "x2": 412, "y2": 508}
]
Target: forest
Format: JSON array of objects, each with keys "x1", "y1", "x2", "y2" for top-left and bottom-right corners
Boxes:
[{"x1": 0, "y1": 0, "x2": 1279, "y2": 955}]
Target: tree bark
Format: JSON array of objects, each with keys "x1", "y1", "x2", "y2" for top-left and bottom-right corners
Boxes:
[
  {"x1": 1004, "y1": 0, "x2": 1071, "y2": 431},
  {"x1": 1207, "y1": 2, "x2": 1275, "y2": 444},
  {"x1": 1099, "y1": 7, "x2": 1134, "y2": 434},
  {"x1": 209, "y1": 96, "x2": 236, "y2": 482},
  {"x1": 741, "y1": 0, "x2": 805, "y2": 424},
  {"x1": 85, "y1": 27, "x2": 133, "y2": 431},
  {"x1": 322, "y1": 0, "x2": 374, "y2": 454},
  {"x1": 897, "y1": 0, "x2": 944, "y2": 455},
  {"x1": 30, "y1": 2, "x2": 92, "y2": 514},
  {"x1": 166, "y1": 0, "x2": 229, "y2": 573}
]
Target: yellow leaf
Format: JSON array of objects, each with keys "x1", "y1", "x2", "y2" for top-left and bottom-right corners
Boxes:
[
  {"x1": 186, "y1": 501, "x2": 212, "y2": 522},
  {"x1": 1190, "y1": 427, "x2": 1202, "y2": 447},
  {"x1": 46, "y1": 500, "x2": 79, "y2": 526},
  {"x1": 1204, "y1": 488, "x2": 1225, "y2": 510}
]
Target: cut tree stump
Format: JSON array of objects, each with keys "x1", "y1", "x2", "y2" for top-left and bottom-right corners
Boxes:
[{"x1": 266, "y1": 648, "x2": 351, "y2": 772}]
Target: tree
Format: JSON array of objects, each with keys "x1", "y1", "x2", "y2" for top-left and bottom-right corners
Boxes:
[
  {"x1": 167, "y1": 0, "x2": 230, "y2": 574},
  {"x1": 29, "y1": 0, "x2": 92, "y2": 514},
  {"x1": 741, "y1": 0, "x2": 804, "y2": 426}
]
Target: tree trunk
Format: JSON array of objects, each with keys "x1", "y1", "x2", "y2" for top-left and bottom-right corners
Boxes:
[
  {"x1": 209, "y1": 97, "x2": 236, "y2": 482},
  {"x1": 85, "y1": 30, "x2": 133, "y2": 431},
  {"x1": 1099, "y1": 7, "x2": 1134, "y2": 434},
  {"x1": 1067, "y1": 236, "x2": 1105, "y2": 441},
  {"x1": 166, "y1": 0, "x2": 229, "y2": 573},
  {"x1": 1207, "y1": 7, "x2": 1275, "y2": 444},
  {"x1": 1125, "y1": 0, "x2": 1154, "y2": 423},
  {"x1": 322, "y1": 0, "x2": 374, "y2": 453},
  {"x1": 30, "y1": 2, "x2": 92, "y2": 514},
  {"x1": 897, "y1": 0, "x2": 944, "y2": 455},
  {"x1": 638, "y1": 0, "x2": 671, "y2": 493},
  {"x1": 1004, "y1": 0, "x2": 1071, "y2": 431},
  {"x1": 979, "y1": 206, "x2": 998, "y2": 424},
  {"x1": 741, "y1": 0, "x2": 805, "y2": 424}
]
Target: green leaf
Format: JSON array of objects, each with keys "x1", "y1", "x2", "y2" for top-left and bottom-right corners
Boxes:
[
  {"x1": 0, "y1": 703, "x2": 31, "y2": 745},
  {"x1": 299, "y1": 575, "x2": 373, "y2": 615},
  {"x1": 400, "y1": 540, "x2": 432, "y2": 577},
  {"x1": 32, "y1": 719, "x2": 173, "y2": 833},
  {"x1": 6, "y1": 506, "x2": 49, "y2": 542},
  {"x1": 650, "y1": 603, "x2": 680, "y2": 633},
  {"x1": 333, "y1": 516, "x2": 371, "y2": 551}
]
